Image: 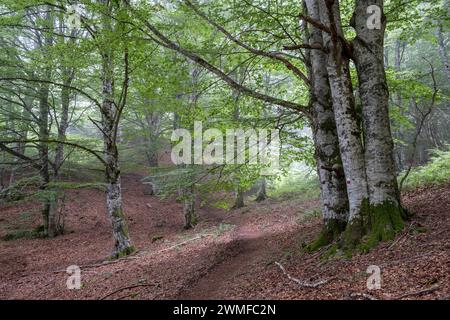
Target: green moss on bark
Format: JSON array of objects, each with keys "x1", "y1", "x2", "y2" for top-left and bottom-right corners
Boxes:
[
  {"x1": 306, "y1": 219, "x2": 346, "y2": 252},
  {"x1": 361, "y1": 201, "x2": 404, "y2": 252},
  {"x1": 342, "y1": 198, "x2": 371, "y2": 254},
  {"x1": 342, "y1": 200, "x2": 405, "y2": 255},
  {"x1": 321, "y1": 243, "x2": 339, "y2": 260},
  {"x1": 109, "y1": 245, "x2": 135, "y2": 260}
]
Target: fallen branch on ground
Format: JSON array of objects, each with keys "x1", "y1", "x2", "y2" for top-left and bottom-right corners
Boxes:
[
  {"x1": 53, "y1": 233, "x2": 215, "y2": 272},
  {"x1": 100, "y1": 283, "x2": 159, "y2": 300},
  {"x1": 388, "y1": 221, "x2": 417, "y2": 250},
  {"x1": 275, "y1": 261, "x2": 335, "y2": 288},
  {"x1": 393, "y1": 285, "x2": 439, "y2": 300},
  {"x1": 349, "y1": 292, "x2": 378, "y2": 300},
  {"x1": 156, "y1": 233, "x2": 214, "y2": 254}
]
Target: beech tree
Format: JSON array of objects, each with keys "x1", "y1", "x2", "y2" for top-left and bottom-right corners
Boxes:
[{"x1": 123, "y1": 0, "x2": 415, "y2": 252}]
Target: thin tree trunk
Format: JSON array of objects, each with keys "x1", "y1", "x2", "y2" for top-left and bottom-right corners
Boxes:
[
  {"x1": 54, "y1": 69, "x2": 74, "y2": 178},
  {"x1": 100, "y1": 0, "x2": 134, "y2": 258},
  {"x1": 436, "y1": 24, "x2": 450, "y2": 81},
  {"x1": 145, "y1": 110, "x2": 160, "y2": 167},
  {"x1": 393, "y1": 40, "x2": 406, "y2": 172},
  {"x1": 233, "y1": 186, "x2": 245, "y2": 209},
  {"x1": 304, "y1": 0, "x2": 349, "y2": 250},
  {"x1": 0, "y1": 152, "x2": 5, "y2": 190},
  {"x1": 231, "y1": 67, "x2": 245, "y2": 209},
  {"x1": 255, "y1": 178, "x2": 267, "y2": 202},
  {"x1": 183, "y1": 183, "x2": 197, "y2": 229},
  {"x1": 9, "y1": 97, "x2": 32, "y2": 186},
  {"x1": 38, "y1": 8, "x2": 60, "y2": 238},
  {"x1": 351, "y1": 0, "x2": 405, "y2": 245}
]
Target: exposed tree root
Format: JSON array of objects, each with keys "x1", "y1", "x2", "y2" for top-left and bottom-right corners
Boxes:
[{"x1": 275, "y1": 262, "x2": 335, "y2": 288}]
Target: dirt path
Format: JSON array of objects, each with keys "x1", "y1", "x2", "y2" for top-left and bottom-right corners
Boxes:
[{"x1": 180, "y1": 227, "x2": 272, "y2": 299}]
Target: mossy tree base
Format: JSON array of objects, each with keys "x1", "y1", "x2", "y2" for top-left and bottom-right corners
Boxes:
[
  {"x1": 343, "y1": 200, "x2": 405, "y2": 255},
  {"x1": 310, "y1": 201, "x2": 405, "y2": 259},
  {"x1": 306, "y1": 219, "x2": 347, "y2": 252},
  {"x1": 109, "y1": 245, "x2": 135, "y2": 260},
  {"x1": 255, "y1": 194, "x2": 267, "y2": 202},
  {"x1": 361, "y1": 201, "x2": 404, "y2": 252}
]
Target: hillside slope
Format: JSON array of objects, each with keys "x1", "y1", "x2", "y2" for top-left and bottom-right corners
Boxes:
[{"x1": 0, "y1": 174, "x2": 448, "y2": 300}]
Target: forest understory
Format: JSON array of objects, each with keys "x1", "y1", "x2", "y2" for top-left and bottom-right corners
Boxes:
[{"x1": 0, "y1": 172, "x2": 448, "y2": 300}]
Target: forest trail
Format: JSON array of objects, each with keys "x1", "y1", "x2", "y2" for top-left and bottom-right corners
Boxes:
[
  {"x1": 0, "y1": 173, "x2": 449, "y2": 300},
  {"x1": 179, "y1": 222, "x2": 283, "y2": 299}
]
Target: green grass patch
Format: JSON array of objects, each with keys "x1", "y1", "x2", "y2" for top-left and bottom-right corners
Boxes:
[
  {"x1": 270, "y1": 172, "x2": 320, "y2": 202},
  {"x1": 400, "y1": 147, "x2": 450, "y2": 190},
  {"x1": 1, "y1": 225, "x2": 44, "y2": 241}
]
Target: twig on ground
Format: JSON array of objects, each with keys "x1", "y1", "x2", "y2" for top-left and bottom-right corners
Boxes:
[
  {"x1": 54, "y1": 233, "x2": 215, "y2": 272},
  {"x1": 394, "y1": 285, "x2": 439, "y2": 300},
  {"x1": 100, "y1": 283, "x2": 159, "y2": 300},
  {"x1": 156, "y1": 234, "x2": 213, "y2": 254},
  {"x1": 275, "y1": 261, "x2": 335, "y2": 288},
  {"x1": 388, "y1": 221, "x2": 417, "y2": 250},
  {"x1": 349, "y1": 292, "x2": 378, "y2": 300}
]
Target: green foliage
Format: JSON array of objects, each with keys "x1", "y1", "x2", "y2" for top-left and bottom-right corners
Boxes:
[
  {"x1": 270, "y1": 169, "x2": 320, "y2": 202},
  {"x1": 0, "y1": 176, "x2": 42, "y2": 202},
  {"x1": 1, "y1": 225, "x2": 44, "y2": 241},
  {"x1": 400, "y1": 147, "x2": 450, "y2": 189}
]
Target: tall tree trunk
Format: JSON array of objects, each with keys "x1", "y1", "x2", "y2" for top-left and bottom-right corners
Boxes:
[
  {"x1": 304, "y1": 0, "x2": 349, "y2": 250},
  {"x1": 0, "y1": 152, "x2": 5, "y2": 190},
  {"x1": 351, "y1": 0, "x2": 404, "y2": 246},
  {"x1": 39, "y1": 8, "x2": 60, "y2": 238},
  {"x1": 145, "y1": 110, "x2": 160, "y2": 167},
  {"x1": 100, "y1": 0, "x2": 134, "y2": 258},
  {"x1": 318, "y1": 0, "x2": 370, "y2": 248},
  {"x1": 255, "y1": 178, "x2": 267, "y2": 202},
  {"x1": 392, "y1": 39, "x2": 407, "y2": 172},
  {"x1": 54, "y1": 69, "x2": 73, "y2": 178},
  {"x1": 182, "y1": 183, "x2": 197, "y2": 229},
  {"x1": 436, "y1": 24, "x2": 450, "y2": 81},
  {"x1": 9, "y1": 96, "x2": 33, "y2": 186},
  {"x1": 232, "y1": 185, "x2": 245, "y2": 209},
  {"x1": 231, "y1": 68, "x2": 245, "y2": 209},
  {"x1": 38, "y1": 75, "x2": 58, "y2": 237}
]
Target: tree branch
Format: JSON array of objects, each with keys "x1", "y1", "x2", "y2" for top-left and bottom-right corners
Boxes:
[
  {"x1": 183, "y1": 0, "x2": 310, "y2": 86},
  {"x1": 126, "y1": 7, "x2": 307, "y2": 113}
]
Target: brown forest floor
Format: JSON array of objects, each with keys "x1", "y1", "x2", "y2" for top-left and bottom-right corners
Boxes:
[{"x1": 0, "y1": 172, "x2": 449, "y2": 300}]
